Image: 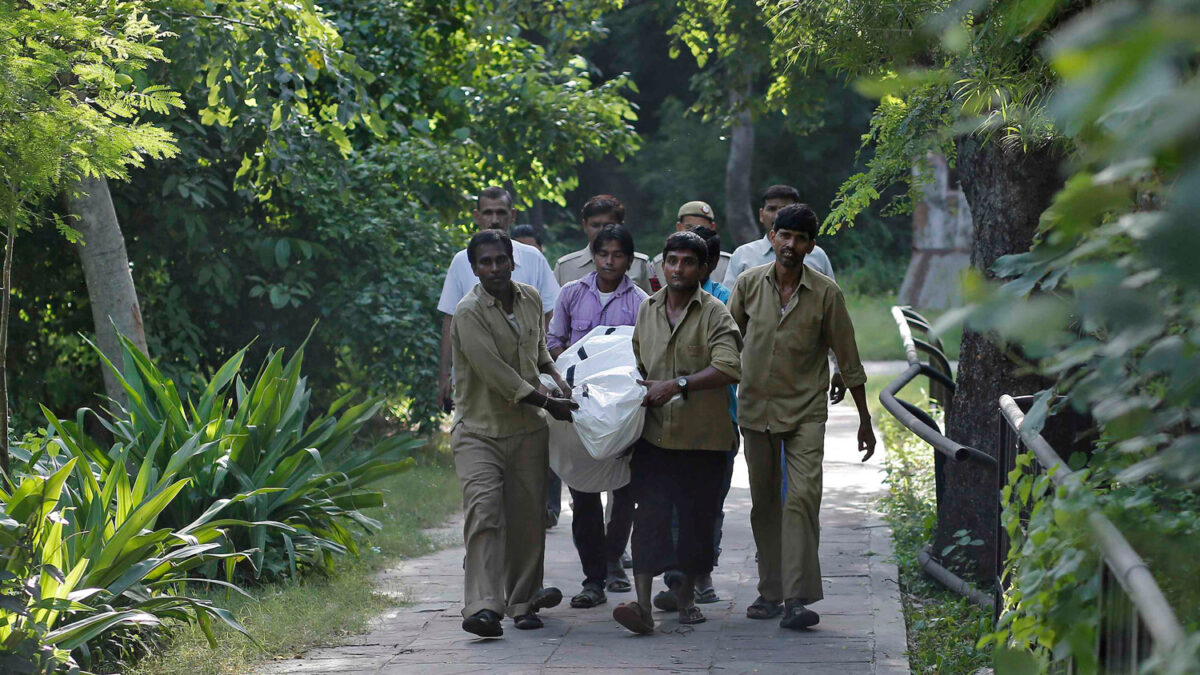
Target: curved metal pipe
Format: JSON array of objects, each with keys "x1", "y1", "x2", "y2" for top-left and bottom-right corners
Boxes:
[
  {"x1": 880, "y1": 363, "x2": 993, "y2": 466},
  {"x1": 997, "y1": 394, "x2": 1185, "y2": 651},
  {"x1": 919, "y1": 544, "x2": 995, "y2": 609}
]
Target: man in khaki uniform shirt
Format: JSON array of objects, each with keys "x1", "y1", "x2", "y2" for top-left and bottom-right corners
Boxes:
[
  {"x1": 611, "y1": 231, "x2": 742, "y2": 635},
  {"x1": 648, "y1": 201, "x2": 731, "y2": 291},
  {"x1": 450, "y1": 230, "x2": 578, "y2": 638},
  {"x1": 554, "y1": 194, "x2": 652, "y2": 292},
  {"x1": 728, "y1": 204, "x2": 876, "y2": 631}
]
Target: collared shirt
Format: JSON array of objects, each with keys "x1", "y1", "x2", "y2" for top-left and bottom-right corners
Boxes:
[
  {"x1": 451, "y1": 282, "x2": 553, "y2": 438},
  {"x1": 554, "y1": 247, "x2": 653, "y2": 294},
  {"x1": 702, "y1": 278, "x2": 731, "y2": 304},
  {"x1": 723, "y1": 236, "x2": 835, "y2": 287},
  {"x1": 728, "y1": 263, "x2": 867, "y2": 433},
  {"x1": 438, "y1": 239, "x2": 559, "y2": 315},
  {"x1": 632, "y1": 285, "x2": 742, "y2": 451},
  {"x1": 547, "y1": 272, "x2": 648, "y2": 351},
  {"x1": 649, "y1": 250, "x2": 731, "y2": 292}
]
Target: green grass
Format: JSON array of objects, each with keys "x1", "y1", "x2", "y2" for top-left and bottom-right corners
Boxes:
[
  {"x1": 128, "y1": 461, "x2": 462, "y2": 675},
  {"x1": 845, "y1": 293, "x2": 962, "y2": 363},
  {"x1": 877, "y1": 412, "x2": 992, "y2": 673}
]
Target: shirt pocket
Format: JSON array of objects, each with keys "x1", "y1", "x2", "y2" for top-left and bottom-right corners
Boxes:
[
  {"x1": 571, "y1": 319, "x2": 594, "y2": 337},
  {"x1": 785, "y1": 313, "x2": 823, "y2": 355},
  {"x1": 676, "y1": 343, "x2": 709, "y2": 375}
]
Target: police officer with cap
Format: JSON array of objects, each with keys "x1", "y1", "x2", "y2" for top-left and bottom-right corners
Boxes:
[{"x1": 649, "y1": 201, "x2": 732, "y2": 292}]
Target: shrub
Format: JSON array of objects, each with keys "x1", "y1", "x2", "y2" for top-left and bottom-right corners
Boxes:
[
  {"x1": 68, "y1": 335, "x2": 421, "y2": 580},
  {"x1": 0, "y1": 458, "x2": 252, "y2": 673}
]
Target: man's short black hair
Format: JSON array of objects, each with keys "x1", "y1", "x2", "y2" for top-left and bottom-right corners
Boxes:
[
  {"x1": 467, "y1": 229, "x2": 513, "y2": 266},
  {"x1": 511, "y1": 224, "x2": 541, "y2": 246},
  {"x1": 581, "y1": 194, "x2": 625, "y2": 223},
  {"x1": 590, "y1": 224, "x2": 635, "y2": 259},
  {"x1": 476, "y1": 186, "x2": 513, "y2": 209},
  {"x1": 689, "y1": 225, "x2": 720, "y2": 266},
  {"x1": 662, "y1": 231, "x2": 708, "y2": 266},
  {"x1": 760, "y1": 184, "x2": 801, "y2": 208},
  {"x1": 772, "y1": 203, "x2": 819, "y2": 239}
]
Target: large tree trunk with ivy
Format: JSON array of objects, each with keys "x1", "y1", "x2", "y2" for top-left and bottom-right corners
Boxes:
[
  {"x1": 66, "y1": 176, "x2": 149, "y2": 406},
  {"x1": 939, "y1": 138, "x2": 1064, "y2": 582},
  {"x1": 724, "y1": 85, "x2": 758, "y2": 247}
]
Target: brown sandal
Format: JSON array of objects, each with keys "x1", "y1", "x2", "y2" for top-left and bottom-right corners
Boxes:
[
  {"x1": 612, "y1": 601, "x2": 655, "y2": 634},
  {"x1": 678, "y1": 605, "x2": 706, "y2": 625}
]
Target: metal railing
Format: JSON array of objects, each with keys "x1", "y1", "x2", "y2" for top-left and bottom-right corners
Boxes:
[
  {"x1": 880, "y1": 305, "x2": 995, "y2": 608},
  {"x1": 997, "y1": 394, "x2": 1185, "y2": 671}
]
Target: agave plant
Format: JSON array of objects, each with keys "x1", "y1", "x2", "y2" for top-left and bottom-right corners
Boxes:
[
  {"x1": 0, "y1": 456, "x2": 255, "y2": 672},
  {"x1": 68, "y1": 335, "x2": 420, "y2": 580}
]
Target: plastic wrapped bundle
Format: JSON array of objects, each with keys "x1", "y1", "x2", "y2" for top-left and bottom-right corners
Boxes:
[{"x1": 541, "y1": 326, "x2": 646, "y2": 492}]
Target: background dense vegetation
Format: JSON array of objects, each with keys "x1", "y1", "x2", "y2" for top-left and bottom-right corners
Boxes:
[
  {"x1": 5, "y1": 0, "x2": 1199, "y2": 672},
  {"x1": 8, "y1": 0, "x2": 909, "y2": 438}
]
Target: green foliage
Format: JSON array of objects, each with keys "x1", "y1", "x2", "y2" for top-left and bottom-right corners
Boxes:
[
  {"x1": 877, "y1": 412, "x2": 992, "y2": 674},
  {"x1": 92, "y1": 0, "x2": 639, "y2": 428},
  {"x1": 126, "y1": 462, "x2": 462, "y2": 675},
  {"x1": 982, "y1": 439, "x2": 1200, "y2": 672},
  {"x1": 0, "y1": 0, "x2": 182, "y2": 225},
  {"x1": 0, "y1": 456, "x2": 252, "y2": 672},
  {"x1": 952, "y1": 0, "x2": 1200, "y2": 487},
  {"x1": 64, "y1": 334, "x2": 420, "y2": 580},
  {"x1": 762, "y1": 0, "x2": 1075, "y2": 228}
]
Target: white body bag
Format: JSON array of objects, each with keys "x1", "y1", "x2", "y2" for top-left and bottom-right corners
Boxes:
[{"x1": 540, "y1": 325, "x2": 646, "y2": 492}]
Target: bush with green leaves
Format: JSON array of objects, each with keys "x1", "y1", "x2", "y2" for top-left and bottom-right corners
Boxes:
[
  {"x1": 0, "y1": 456, "x2": 253, "y2": 673},
  {"x1": 51, "y1": 334, "x2": 421, "y2": 581}
]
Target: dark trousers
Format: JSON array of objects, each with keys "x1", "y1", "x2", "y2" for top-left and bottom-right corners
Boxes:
[
  {"x1": 665, "y1": 424, "x2": 740, "y2": 585},
  {"x1": 629, "y1": 440, "x2": 726, "y2": 577},
  {"x1": 546, "y1": 469, "x2": 562, "y2": 519},
  {"x1": 569, "y1": 484, "x2": 634, "y2": 587},
  {"x1": 713, "y1": 431, "x2": 740, "y2": 564}
]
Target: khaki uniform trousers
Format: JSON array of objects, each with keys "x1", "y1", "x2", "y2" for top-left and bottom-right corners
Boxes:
[
  {"x1": 452, "y1": 424, "x2": 549, "y2": 618},
  {"x1": 742, "y1": 423, "x2": 825, "y2": 604}
]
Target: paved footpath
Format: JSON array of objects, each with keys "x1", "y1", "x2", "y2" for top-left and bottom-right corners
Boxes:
[{"x1": 260, "y1": 403, "x2": 909, "y2": 674}]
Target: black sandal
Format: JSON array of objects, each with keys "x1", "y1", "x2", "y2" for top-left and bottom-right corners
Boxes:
[
  {"x1": 745, "y1": 596, "x2": 783, "y2": 620},
  {"x1": 514, "y1": 613, "x2": 544, "y2": 630},
  {"x1": 694, "y1": 586, "x2": 718, "y2": 604},
  {"x1": 462, "y1": 609, "x2": 504, "y2": 637},
  {"x1": 570, "y1": 585, "x2": 607, "y2": 608},
  {"x1": 605, "y1": 569, "x2": 632, "y2": 593},
  {"x1": 678, "y1": 605, "x2": 706, "y2": 625},
  {"x1": 531, "y1": 587, "x2": 563, "y2": 612}
]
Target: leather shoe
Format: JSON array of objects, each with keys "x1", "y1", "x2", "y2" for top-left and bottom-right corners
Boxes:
[{"x1": 462, "y1": 609, "x2": 503, "y2": 637}]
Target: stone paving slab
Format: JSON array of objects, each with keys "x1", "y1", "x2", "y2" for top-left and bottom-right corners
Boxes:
[{"x1": 258, "y1": 404, "x2": 909, "y2": 674}]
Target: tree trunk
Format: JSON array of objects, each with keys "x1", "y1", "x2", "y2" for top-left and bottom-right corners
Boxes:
[
  {"x1": 724, "y1": 85, "x2": 758, "y2": 247},
  {"x1": 939, "y1": 138, "x2": 1064, "y2": 582},
  {"x1": 0, "y1": 223, "x2": 13, "y2": 478},
  {"x1": 66, "y1": 176, "x2": 149, "y2": 406}
]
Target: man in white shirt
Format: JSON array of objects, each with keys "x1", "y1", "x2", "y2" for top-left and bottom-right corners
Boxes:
[
  {"x1": 724, "y1": 185, "x2": 844, "y2": 403},
  {"x1": 436, "y1": 186, "x2": 560, "y2": 412},
  {"x1": 723, "y1": 185, "x2": 835, "y2": 287}
]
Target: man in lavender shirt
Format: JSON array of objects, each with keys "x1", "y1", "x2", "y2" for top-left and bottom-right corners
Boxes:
[{"x1": 547, "y1": 224, "x2": 649, "y2": 610}]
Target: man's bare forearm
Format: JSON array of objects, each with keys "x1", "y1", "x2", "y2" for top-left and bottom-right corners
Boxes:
[
  {"x1": 439, "y1": 314, "x2": 453, "y2": 381},
  {"x1": 848, "y1": 384, "x2": 870, "y2": 420}
]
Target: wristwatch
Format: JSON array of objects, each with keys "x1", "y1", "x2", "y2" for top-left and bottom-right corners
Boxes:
[{"x1": 676, "y1": 376, "x2": 689, "y2": 400}]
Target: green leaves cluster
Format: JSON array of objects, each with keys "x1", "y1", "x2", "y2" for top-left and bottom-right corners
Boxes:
[
  {"x1": 0, "y1": 0, "x2": 182, "y2": 226},
  {"x1": 984, "y1": 441, "x2": 1200, "y2": 672},
  {"x1": 62, "y1": 333, "x2": 420, "y2": 580},
  {"x1": 762, "y1": 0, "x2": 1075, "y2": 229},
  {"x1": 2, "y1": 332, "x2": 418, "y2": 668}
]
